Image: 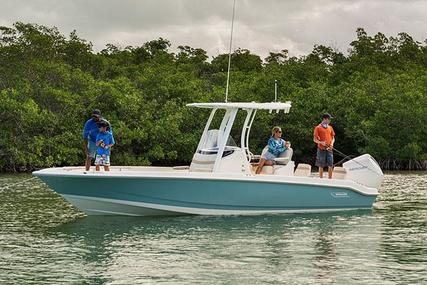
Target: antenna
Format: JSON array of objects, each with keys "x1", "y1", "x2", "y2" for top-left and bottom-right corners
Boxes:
[
  {"x1": 225, "y1": 0, "x2": 236, "y2": 103},
  {"x1": 274, "y1": 80, "x2": 278, "y2": 102}
]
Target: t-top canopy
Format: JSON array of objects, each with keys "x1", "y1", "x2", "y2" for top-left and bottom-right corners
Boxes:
[{"x1": 187, "y1": 102, "x2": 292, "y2": 113}]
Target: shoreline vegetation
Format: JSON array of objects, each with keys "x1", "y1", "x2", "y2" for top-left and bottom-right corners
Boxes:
[{"x1": 0, "y1": 22, "x2": 426, "y2": 172}]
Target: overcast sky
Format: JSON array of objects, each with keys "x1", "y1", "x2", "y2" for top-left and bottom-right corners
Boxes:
[{"x1": 0, "y1": 0, "x2": 426, "y2": 58}]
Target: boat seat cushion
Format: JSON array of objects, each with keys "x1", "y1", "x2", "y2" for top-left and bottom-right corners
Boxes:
[
  {"x1": 261, "y1": 165, "x2": 274, "y2": 175},
  {"x1": 255, "y1": 165, "x2": 291, "y2": 175},
  {"x1": 294, "y1": 163, "x2": 311, "y2": 177},
  {"x1": 333, "y1": 166, "x2": 347, "y2": 179}
]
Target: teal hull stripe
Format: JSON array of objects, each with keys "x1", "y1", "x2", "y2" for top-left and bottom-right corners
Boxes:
[{"x1": 38, "y1": 176, "x2": 376, "y2": 210}]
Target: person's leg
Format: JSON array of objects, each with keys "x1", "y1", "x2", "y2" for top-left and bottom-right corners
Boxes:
[
  {"x1": 86, "y1": 141, "x2": 97, "y2": 171},
  {"x1": 328, "y1": 167, "x2": 333, "y2": 179},
  {"x1": 104, "y1": 155, "x2": 110, "y2": 172},
  {"x1": 94, "y1": 154, "x2": 101, "y2": 171},
  {"x1": 256, "y1": 159, "x2": 275, "y2": 174},
  {"x1": 256, "y1": 159, "x2": 266, "y2": 174},
  {"x1": 327, "y1": 150, "x2": 334, "y2": 179},
  {"x1": 316, "y1": 148, "x2": 326, "y2": 178},
  {"x1": 85, "y1": 156, "x2": 91, "y2": 171}
]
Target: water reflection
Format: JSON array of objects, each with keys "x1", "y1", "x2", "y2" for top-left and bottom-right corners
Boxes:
[{"x1": 47, "y1": 212, "x2": 377, "y2": 284}]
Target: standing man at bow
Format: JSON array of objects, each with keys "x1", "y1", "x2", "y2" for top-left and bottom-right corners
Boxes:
[{"x1": 313, "y1": 113, "x2": 335, "y2": 179}]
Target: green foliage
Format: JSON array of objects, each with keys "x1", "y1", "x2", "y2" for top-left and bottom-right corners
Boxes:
[{"x1": 0, "y1": 23, "x2": 426, "y2": 171}]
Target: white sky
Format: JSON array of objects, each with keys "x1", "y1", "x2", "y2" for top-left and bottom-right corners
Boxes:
[{"x1": 0, "y1": 0, "x2": 426, "y2": 59}]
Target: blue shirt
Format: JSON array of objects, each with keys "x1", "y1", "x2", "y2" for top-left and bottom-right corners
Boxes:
[
  {"x1": 82, "y1": 118, "x2": 112, "y2": 143},
  {"x1": 267, "y1": 137, "x2": 286, "y2": 156},
  {"x1": 95, "y1": 131, "x2": 115, "y2": 156}
]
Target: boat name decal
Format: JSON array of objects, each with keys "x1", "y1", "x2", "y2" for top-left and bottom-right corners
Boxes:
[
  {"x1": 331, "y1": 192, "x2": 349, "y2": 198},
  {"x1": 348, "y1": 165, "x2": 367, "y2": 171}
]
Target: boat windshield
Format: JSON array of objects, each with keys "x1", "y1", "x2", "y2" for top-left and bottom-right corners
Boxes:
[{"x1": 199, "y1": 129, "x2": 237, "y2": 151}]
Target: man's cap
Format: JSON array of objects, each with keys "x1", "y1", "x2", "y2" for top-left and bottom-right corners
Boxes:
[
  {"x1": 322, "y1": 113, "x2": 333, "y2": 119},
  {"x1": 92, "y1": 109, "x2": 101, "y2": 117}
]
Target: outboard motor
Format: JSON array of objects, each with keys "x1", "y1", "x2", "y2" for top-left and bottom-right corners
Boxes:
[{"x1": 343, "y1": 154, "x2": 384, "y2": 188}]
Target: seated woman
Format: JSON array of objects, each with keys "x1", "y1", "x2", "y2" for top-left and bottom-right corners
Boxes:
[{"x1": 256, "y1": 126, "x2": 291, "y2": 174}]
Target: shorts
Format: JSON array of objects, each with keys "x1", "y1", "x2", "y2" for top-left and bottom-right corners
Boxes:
[
  {"x1": 87, "y1": 141, "x2": 97, "y2": 158},
  {"x1": 262, "y1": 151, "x2": 277, "y2": 161},
  {"x1": 316, "y1": 148, "x2": 333, "y2": 167},
  {"x1": 95, "y1": 154, "x2": 110, "y2": 166}
]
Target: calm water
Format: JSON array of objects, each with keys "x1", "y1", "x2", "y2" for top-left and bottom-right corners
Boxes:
[{"x1": 0, "y1": 173, "x2": 426, "y2": 284}]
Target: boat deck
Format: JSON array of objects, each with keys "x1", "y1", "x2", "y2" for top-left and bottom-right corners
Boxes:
[{"x1": 36, "y1": 165, "x2": 333, "y2": 179}]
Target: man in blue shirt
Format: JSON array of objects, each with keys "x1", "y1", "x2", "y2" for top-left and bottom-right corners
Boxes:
[{"x1": 82, "y1": 109, "x2": 111, "y2": 171}]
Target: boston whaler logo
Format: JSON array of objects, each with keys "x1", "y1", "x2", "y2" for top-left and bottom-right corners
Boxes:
[
  {"x1": 331, "y1": 192, "x2": 349, "y2": 198},
  {"x1": 348, "y1": 165, "x2": 367, "y2": 171}
]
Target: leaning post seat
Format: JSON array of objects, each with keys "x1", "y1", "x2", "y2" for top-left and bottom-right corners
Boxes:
[
  {"x1": 294, "y1": 163, "x2": 312, "y2": 177},
  {"x1": 260, "y1": 146, "x2": 293, "y2": 165},
  {"x1": 260, "y1": 165, "x2": 274, "y2": 175},
  {"x1": 274, "y1": 148, "x2": 293, "y2": 165}
]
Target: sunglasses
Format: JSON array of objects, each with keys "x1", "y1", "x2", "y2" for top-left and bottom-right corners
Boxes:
[{"x1": 276, "y1": 130, "x2": 282, "y2": 133}]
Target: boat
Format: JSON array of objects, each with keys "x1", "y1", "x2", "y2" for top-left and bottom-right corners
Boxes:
[{"x1": 33, "y1": 101, "x2": 384, "y2": 216}]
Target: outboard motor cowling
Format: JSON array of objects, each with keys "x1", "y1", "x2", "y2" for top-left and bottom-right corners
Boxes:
[{"x1": 343, "y1": 154, "x2": 384, "y2": 188}]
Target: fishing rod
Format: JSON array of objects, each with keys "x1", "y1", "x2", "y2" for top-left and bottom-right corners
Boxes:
[
  {"x1": 332, "y1": 147, "x2": 353, "y2": 160},
  {"x1": 333, "y1": 154, "x2": 355, "y2": 167}
]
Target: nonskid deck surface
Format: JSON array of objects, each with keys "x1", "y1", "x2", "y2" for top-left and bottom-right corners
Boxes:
[
  {"x1": 37, "y1": 166, "x2": 337, "y2": 178},
  {"x1": 53, "y1": 166, "x2": 190, "y2": 173}
]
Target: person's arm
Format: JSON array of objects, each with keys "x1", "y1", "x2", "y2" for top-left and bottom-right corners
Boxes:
[
  {"x1": 277, "y1": 139, "x2": 286, "y2": 153},
  {"x1": 327, "y1": 136, "x2": 335, "y2": 150},
  {"x1": 82, "y1": 121, "x2": 89, "y2": 156},
  {"x1": 327, "y1": 127, "x2": 335, "y2": 150},
  {"x1": 83, "y1": 139, "x2": 88, "y2": 156},
  {"x1": 104, "y1": 142, "x2": 114, "y2": 149},
  {"x1": 104, "y1": 133, "x2": 115, "y2": 149}
]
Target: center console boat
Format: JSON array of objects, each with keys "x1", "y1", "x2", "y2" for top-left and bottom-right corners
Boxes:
[{"x1": 33, "y1": 102, "x2": 384, "y2": 216}]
